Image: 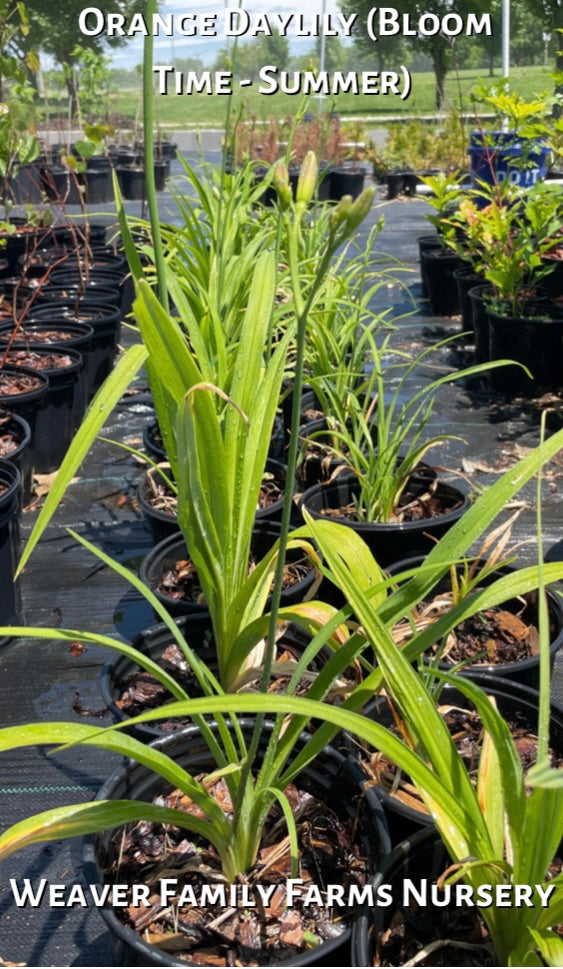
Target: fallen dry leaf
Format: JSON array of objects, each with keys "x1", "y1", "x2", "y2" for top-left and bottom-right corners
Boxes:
[
  {"x1": 461, "y1": 458, "x2": 503, "y2": 475},
  {"x1": 34, "y1": 472, "x2": 79, "y2": 498}
]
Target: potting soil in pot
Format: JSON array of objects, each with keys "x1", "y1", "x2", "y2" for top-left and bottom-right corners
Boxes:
[
  {"x1": 90, "y1": 726, "x2": 388, "y2": 967},
  {"x1": 107, "y1": 778, "x2": 368, "y2": 963}
]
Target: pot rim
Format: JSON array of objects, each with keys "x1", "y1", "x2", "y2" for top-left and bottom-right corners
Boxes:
[
  {"x1": 300, "y1": 474, "x2": 470, "y2": 536},
  {"x1": 386, "y1": 554, "x2": 563, "y2": 677}
]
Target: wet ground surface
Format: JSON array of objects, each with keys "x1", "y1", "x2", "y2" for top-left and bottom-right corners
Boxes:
[{"x1": 0, "y1": 160, "x2": 562, "y2": 966}]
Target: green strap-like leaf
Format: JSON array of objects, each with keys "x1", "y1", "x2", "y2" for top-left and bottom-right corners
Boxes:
[
  {"x1": 380, "y1": 426, "x2": 563, "y2": 623},
  {"x1": 90, "y1": 692, "x2": 494, "y2": 863},
  {"x1": 528, "y1": 929, "x2": 563, "y2": 967},
  {"x1": 17, "y1": 343, "x2": 148, "y2": 576},
  {"x1": 0, "y1": 723, "x2": 229, "y2": 834},
  {"x1": 0, "y1": 800, "x2": 223, "y2": 862}
]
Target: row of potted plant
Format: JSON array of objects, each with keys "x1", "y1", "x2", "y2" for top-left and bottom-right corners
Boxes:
[
  {"x1": 230, "y1": 111, "x2": 369, "y2": 203},
  {"x1": 1, "y1": 151, "x2": 561, "y2": 963},
  {"x1": 414, "y1": 88, "x2": 562, "y2": 394}
]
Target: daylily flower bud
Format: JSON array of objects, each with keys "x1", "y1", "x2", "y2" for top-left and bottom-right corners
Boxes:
[
  {"x1": 272, "y1": 158, "x2": 292, "y2": 208},
  {"x1": 329, "y1": 194, "x2": 353, "y2": 230},
  {"x1": 296, "y1": 151, "x2": 318, "y2": 209},
  {"x1": 345, "y1": 187, "x2": 376, "y2": 232}
]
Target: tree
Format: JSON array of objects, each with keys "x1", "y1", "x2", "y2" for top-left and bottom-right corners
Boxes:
[
  {"x1": 524, "y1": 0, "x2": 563, "y2": 114},
  {"x1": 213, "y1": 32, "x2": 290, "y2": 81},
  {"x1": 314, "y1": 34, "x2": 348, "y2": 73},
  {"x1": 525, "y1": 0, "x2": 563, "y2": 72},
  {"x1": 16, "y1": 0, "x2": 145, "y2": 113},
  {"x1": 341, "y1": 0, "x2": 410, "y2": 75},
  {"x1": 259, "y1": 30, "x2": 290, "y2": 71},
  {"x1": 342, "y1": 0, "x2": 491, "y2": 109},
  {"x1": 0, "y1": 0, "x2": 40, "y2": 205}
]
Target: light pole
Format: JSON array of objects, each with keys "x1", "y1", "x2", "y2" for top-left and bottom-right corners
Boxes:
[
  {"x1": 502, "y1": 0, "x2": 510, "y2": 79},
  {"x1": 318, "y1": 0, "x2": 326, "y2": 113},
  {"x1": 502, "y1": 0, "x2": 510, "y2": 130}
]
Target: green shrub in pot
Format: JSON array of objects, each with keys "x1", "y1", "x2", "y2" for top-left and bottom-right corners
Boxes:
[
  {"x1": 450, "y1": 181, "x2": 562, "y2": 319},
  {"x1": 0, "y1": 0, "x2": 40, "y2": 222}
]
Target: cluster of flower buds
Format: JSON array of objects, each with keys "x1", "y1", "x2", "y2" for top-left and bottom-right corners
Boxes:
[
  {"x1": 329, "y1": 186, "x2": 375, "y2": 238},
  {"x1": 273, "y1": 150, "x2": 375, "y2": 239}
]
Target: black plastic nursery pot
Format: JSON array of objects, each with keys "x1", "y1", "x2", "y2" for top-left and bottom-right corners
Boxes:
[
  {"x1": 153, "y1": 159, "x2": 168, "y2": 191},
  {"x1": 139, "y1": 521, "x2": 318, "y2": 620},
  {"x1": 387, "y1": 557, "x2": 563, "y2": 691},
  {"x1": 354, "y1": 676, "x2": 563, "y2": 848},
  {"x1": 453, "y1": 266, "x2": 484, "y2": 333},
  {"x1": 53, "y1": 249, "x2": 128, "y2": 279},
  {"x1": 41, "y1": 165, "x2": 84, "y2": 206},
  {"x1": 17, "y1": 244, "x2": 72, "y2": 278},
  {"x1": 30, "y1": 302, "x2": 122, "y2": 396},
  {"x1": 138, "y1": 458, "x2": 293, "y2": 546},
  {"x1": 100, "y1": 614, "x2": 215, "y2": 741},
  {"x1": 84, "y1": 167, "x2": 113, "y2": 204},
  {"x1": 142, "y1": 414, "x2": 287, "y2": 465},
  {"x1": 0, "y1": 366, "x2": 48, "y2": 470},
  {"x1": 117, "y1": 166, "x2": 146, "y2": 201},
  {"x1": 54, "y1": 223, "x2": 109, "y2": 248},
  {"x1": 5, "y1": 349, "x2": 84, "y2": 474},
  {"x1": 100, "y1": 614, "x2": 327, "y2": 742},
  {"x1": 137, "y1": 467, "x2": 179, "y2": 545},
  {"x1": 0, "y1": 275, "x2": 42, "y2": 308},
  {"x1": 0, "y1": 460, "x2": 22, "y2": 645},
  {"x1": 416, "y1": 234, "x2": 441, "y2": 299},
  {"x1": 0, "y1": 410, "x2": 32, "y2": 506},
  {"x1": 0, "y1": 320, "x2": 94, "y2": 355},
  {"x1": 6, "y1": 162, "x2": 44, "y2": 204},
  {"x1": 317, "y1": 165, "x2": 333, "y2": 201},
  {"x1": 420, "y1": 249, "x2": 462, "y2": 316},
  {"x1": 402, "y1": 171, "x2": 422, "y2": 196},
  {"x1": 541, "y1": 252, "x2": 563, "y2": 299},
  {"x1": 297, "y1": 417, "x2": 354, "y2": 491},
  {"x1": 35, "y1": 281, "x2": 121, "y2": 308},
  {"x1": 329, "y1": 167, "x2": 365, "y2": 201},
  {"x1": 143, "y1": 418, "x2": 166, "y2": 461},
  {"x1": 487, "y1": 307, "x2": 563, "y2": 394},
  {"x1": 0, "y1": 223, "x2": 59, "y2": 276},
  {"x1": 300, "y1": 474, "x2": 469, "y2": 570},
  {"x1": 83, "y1": 721, "x2": 390, "y2": 967},
  {"x1": 351, "y1": 827, "x2": 493, "y2": 966},
  {"x1": 0, "y1": 322, "x2": 94, "y2": 421},
  {"x1": 48, "y1": 261, "x2": 131, "y2": 317},
  {"x1": 386, "y1": 172, "x2": 405, "y2": 200},
  {"x1": 468, "y1": 283, "x2": 494, "y2": 363}
]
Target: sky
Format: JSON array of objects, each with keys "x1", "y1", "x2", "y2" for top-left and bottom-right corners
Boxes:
[{"x1": 104, "y1": 0, "x2": 345, "y2": 69}]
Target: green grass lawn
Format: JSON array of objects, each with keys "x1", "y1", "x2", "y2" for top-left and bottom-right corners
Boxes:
[
  {"x1": 42, "y1": 64, "x2": 555, "y2": 129},
  {"x1": 97, "y1": 65, "x2": 554, "y2": 128}
]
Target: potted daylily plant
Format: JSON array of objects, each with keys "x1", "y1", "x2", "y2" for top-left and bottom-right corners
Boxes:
[
  {"x1": 14, "y1": 0, "x2": 378, "y2": 699},
  {"x1": 299, "y1": 322, "x2": 515, "y2": 568}
]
